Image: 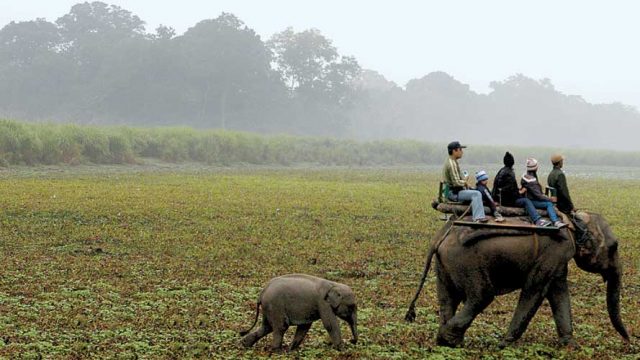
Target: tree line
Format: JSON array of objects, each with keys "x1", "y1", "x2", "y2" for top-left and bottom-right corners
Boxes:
[{"x1": 1, "y1": 2, "x2": 639, "y2": 150}]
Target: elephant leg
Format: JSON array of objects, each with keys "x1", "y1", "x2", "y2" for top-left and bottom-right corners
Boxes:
[
  {"x1": 437, "y1": 277, "x2": 462, "y2": 326},
  {"x1": 319, "y1": 303, "x2": 344, "y2": 350},
  {"x1": 437, "y1": 289, "x2": 494, "y2": 347},
  {"x1": 270, "y1": 323, "x2": 289, "y2": 352},
  {"x1": 263, "y1": 305, "x2": 288, "y2": 352},
  {"x1": 290, "y1": 323, "x2": 312, "y2": 350},
  {"x1": 241, "y1": 316, "x2": 272, "y2": 348},
  {"x1": 501, "y1": 268, "x2": 554, "y2": 347},
  {"x1": 546, "y1": 269, "x2": 576, "y2": 347}
]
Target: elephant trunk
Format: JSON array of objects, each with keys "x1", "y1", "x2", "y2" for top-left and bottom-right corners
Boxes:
[
  {"x1": 349, "y1": 310, "x2": 358, "y2": 344},
  {"x1": 605, "y1": 267, "x2": 630, "y2": 341}
]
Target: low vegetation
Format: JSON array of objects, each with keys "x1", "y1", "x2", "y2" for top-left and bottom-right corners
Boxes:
[
  {"x1": 0, "y1": 166, "x2": 637, "y2": 358},
  {"x1": 1, "y1": 119, "x2": 640, "y2": 168}
]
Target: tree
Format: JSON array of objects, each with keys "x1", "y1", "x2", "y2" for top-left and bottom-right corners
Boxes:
[
  {"x1": 0, "y1": 19, "x2": 61, "y2": 67},
  {"x1": 348, "y1": 70, "x2": 404, "y2": 139},
  {"x1": 268, "y1": 28, "x2": 361, "y2": 136},
  {"x1": 398, "y1": 72, "x2": 480, "y2": 142},
  {"x1": 177, "y1": 13, "x2": 280, "y2": 130},
  {"x1": 38, "y1": 2, "x2": 148, "y2": 122},
  {"x1": 56, "y1": 1, "x2": 145, "y2": 45},
  {"x1": 0, "y1": 19, "x2": 70, "y2": 118},
  {"x1": 268, "y1": 28, "x2": 338, "y2": 91},
  {"x1": 153, "y1": 24, "x2": 176, "y2": 41}
]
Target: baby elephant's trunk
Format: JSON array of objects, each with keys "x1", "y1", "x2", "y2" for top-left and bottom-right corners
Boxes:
[{"x1": 239, "y1": 301, "x2": 261, "y2": 336}]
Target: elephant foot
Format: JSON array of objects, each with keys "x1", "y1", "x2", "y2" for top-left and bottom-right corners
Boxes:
[
  {"x1": 498, "y1": 337, "x2": 516, "y2": 349},
  {"x1": 558, "y1": 337, "x2": 579, "y2": 349},
  {"x1": 240, "y1": 335, "x2": 255, "y2": 348},
  {"x1": 436, "y1": 330, "x2": 464, "y2": 348},
  {"x1": 331, "y1": 342, "x2": 345, "y2": 351},
  {"x1": 270, "y1": 346, "x2": 285, "y2": 354}
]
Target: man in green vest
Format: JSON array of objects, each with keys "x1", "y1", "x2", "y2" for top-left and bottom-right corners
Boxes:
[
  {"x1": 547, "y1": 154, "x2": 575, "y2": 214},
  {"x1": 442, "y1": 141, "x2": 488, "y2": 222}
]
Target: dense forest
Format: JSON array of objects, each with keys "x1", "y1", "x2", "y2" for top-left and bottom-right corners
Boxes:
[{"x1": 1, "y1": 2, "x2": 639, "y2": 150}]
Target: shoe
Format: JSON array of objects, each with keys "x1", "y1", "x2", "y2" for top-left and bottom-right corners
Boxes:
[
  {"x1": 535, "y1": 219, "x2": 552, "y2": 227},
  {"x1": 494, "y1": 212, "x2": 505, "y2": 223},
  {"x1": 554, "y1": 221, "x2": 567, "y2": 228},
  {"x1": 474, "y1": 217, "x2": 489, "y2": 223}
]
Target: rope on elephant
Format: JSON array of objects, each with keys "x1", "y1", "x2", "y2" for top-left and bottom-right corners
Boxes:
[{"x1": 460, "y1": 228, "x2": 538, "y2": 246}]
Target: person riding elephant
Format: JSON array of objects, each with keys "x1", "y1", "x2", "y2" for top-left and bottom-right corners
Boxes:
[
  {"x1": 405, "y1": 212, "x2": 630, "y2": 348},
  {"x1": 492, "y1": 151, "x2": 519, "y2": 207},
  {"x1": 442, "y1": 141, "x2": 487, "y2": 223},
  {"x1": 492, "y1": 152, "x2": 548, "y2": 226},
  {"x1": 474, "y1": 170, "x2": 504, "y2": 222},
  {"x1": 547, "y1": 153, "x2": 575, "y2": 214},
  {"x1": 521, "y1": 158, "x2": 566, "y2": 228}
]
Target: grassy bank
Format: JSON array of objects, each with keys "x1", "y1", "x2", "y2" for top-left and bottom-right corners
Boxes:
[
  {"x1": 0, "y1": 119, "x2": 638, "y2": 167},
  {"x1": 0, "y1": 168, "x2": 637, "y2": 358}
]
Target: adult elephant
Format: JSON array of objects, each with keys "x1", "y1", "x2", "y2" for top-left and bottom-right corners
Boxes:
[{"x1": 405, "y1": 212, "x2": 630, "y2": 348}]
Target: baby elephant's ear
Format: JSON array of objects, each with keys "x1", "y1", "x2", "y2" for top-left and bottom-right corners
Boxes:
[{"x1": 324, "y1": 286, "x2": 342, "y2": 309}]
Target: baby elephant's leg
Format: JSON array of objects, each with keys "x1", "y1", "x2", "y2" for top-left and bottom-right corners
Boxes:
[
  {"x1": 290, "y1": 323, "x2": 312, "y2": 350},
  {"x1": 319, "y1": 304, "x2": 344, "y2": 350},
  {"x1": 241, "y1": 317, "x2": 273, "y2": 348},
  {"x1": 270, "y1": 323, "x2": 289, "y2": 352}
]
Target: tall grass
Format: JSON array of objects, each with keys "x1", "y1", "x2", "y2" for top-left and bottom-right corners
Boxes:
[{"x1": 0, "y1": 119, "x2": 637, "y2": 167}]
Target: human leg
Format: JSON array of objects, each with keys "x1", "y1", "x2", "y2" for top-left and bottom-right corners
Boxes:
[
  {"x1": 531, "y1": 200, "x2": 559, "y2": 222},
  {"x1": 490, "y1": 202, "x2": 505, "y2": 222},
  {"x1": 515, "y1": 198, "x2": 540, "y2": 223},
  {"x1": 457, "y1": 190, "x2": 486, "y2": 221}
]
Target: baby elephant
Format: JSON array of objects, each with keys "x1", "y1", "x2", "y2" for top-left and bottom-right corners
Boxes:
[{"x1": 240, "y1": 274, "x2": 358, "y2": 351}]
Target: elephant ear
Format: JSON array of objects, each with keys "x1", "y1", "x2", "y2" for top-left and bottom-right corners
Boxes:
[{"x1": 324, "y1": 286, "x2": 342, "y2": 309}]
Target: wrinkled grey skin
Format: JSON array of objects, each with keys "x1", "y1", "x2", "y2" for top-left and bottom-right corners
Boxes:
[
  {"x1": 240, "y1": 274, "x2": 358, "y2": 351},
  {"x1": 405, "y1": 212, "x2": 630, "y2": 348}
]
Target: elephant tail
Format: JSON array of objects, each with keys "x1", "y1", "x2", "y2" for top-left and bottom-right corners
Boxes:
[
  {"x1": 239, "y1": 301, "x2": 261, "y2": 336},
  {"x1": 405, "y1": 220, "x2": 455, "y2": 323},
  {"x1": 404, "y1": 246, "x2": 436, "y2": 322}
]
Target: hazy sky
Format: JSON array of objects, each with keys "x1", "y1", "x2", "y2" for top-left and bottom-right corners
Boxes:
[{"x1": 2, "y1": 0, "x2": 639, "y2": 109}]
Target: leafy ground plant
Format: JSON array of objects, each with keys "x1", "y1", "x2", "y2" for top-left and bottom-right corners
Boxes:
[{"x1": 0, "y1": 166, "x2": 637, "y2": 359}]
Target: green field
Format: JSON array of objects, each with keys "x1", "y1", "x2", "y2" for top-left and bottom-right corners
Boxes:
[{"x1": 0, "y1": 166, "x2": 637, "y2": 359}]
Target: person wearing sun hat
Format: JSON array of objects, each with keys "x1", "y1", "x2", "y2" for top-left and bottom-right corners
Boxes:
[
  {"x1": 475, "y1": 170, "x2": 505, "y2": 222},
  {"x1": 442, "y1": 141, "x2": 488, "y2": 223},
  {"x1": 547, "y1": 154, "x2": 575, "y2": 214},
  {"x1": 521, "y1": 157, "x2": 566, "y2": 228}
]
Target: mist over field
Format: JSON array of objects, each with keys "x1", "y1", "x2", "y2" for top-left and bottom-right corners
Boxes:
[{"x1": 1, "y1": 1, "x2": 639, "y2": 151}]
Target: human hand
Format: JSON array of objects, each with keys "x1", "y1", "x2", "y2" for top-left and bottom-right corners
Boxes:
[{"x1": 550, "y1": 196, "x2": 557, "y2": 203}]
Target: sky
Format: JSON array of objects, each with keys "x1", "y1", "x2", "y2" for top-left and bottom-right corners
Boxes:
[{"x1": 2, "y1": 0, "x2": 639, "y2": 109}]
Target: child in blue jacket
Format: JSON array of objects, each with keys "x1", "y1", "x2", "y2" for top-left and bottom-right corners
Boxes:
[{"x1": 475, "y1": 170, "x2": 505, "y2": 222}]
